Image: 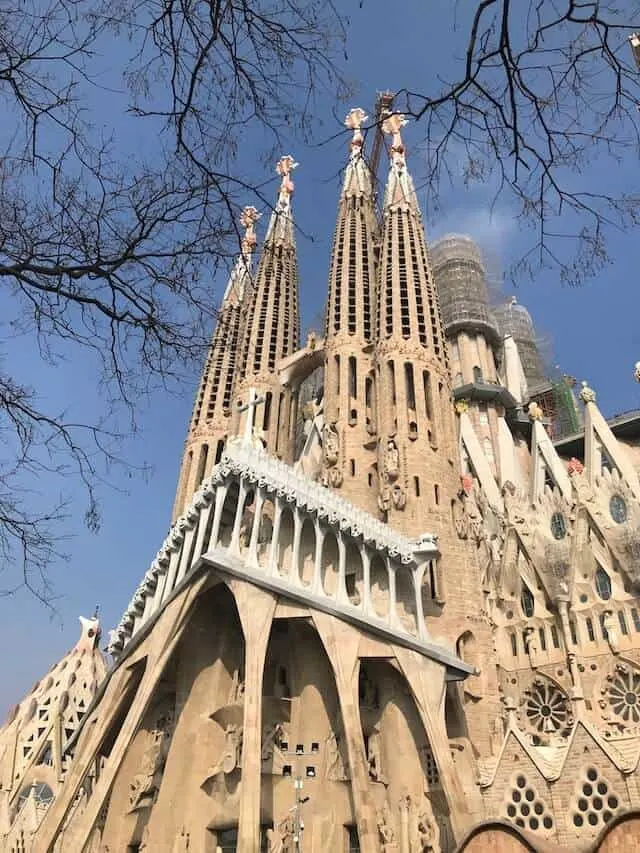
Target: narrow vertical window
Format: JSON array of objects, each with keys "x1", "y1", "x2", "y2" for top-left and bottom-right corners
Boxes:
[
  {"x1": 414, "y1": 477, "x2": 420, "y2": 497},
  {"x1": 262, "y1": 392, "x2": 272, "y2": 431},
  {"x1": 539, "y1": 627, "x2": 547, "y2": 651},
  {"x1": 434, "y1": 484, "x2": 440, "y2": 506},
  {"x1": 423, "y1": 370, "x2": 432, "y2": 419},
  {"x1": 619, "y1": 611, "x2": 629, "y2": 635},
  {"x1": 586, "y1": 617, "x2": 595, "y2": 641},
  {"x1": 404, "y1": 362, "x2": 416, "y2": 409},
  {"x1": 196, "y1": 443, "x2": 209, "y2": 487},
  {"x1": 214, "y1": 439, "x2": 225, "y2": 464},
  {"x1": 349, "y1": 356, "x2": 357, "y2": 399},
  {"x1": 350, "y1": 459, "x2": 356, "y2": 476}
]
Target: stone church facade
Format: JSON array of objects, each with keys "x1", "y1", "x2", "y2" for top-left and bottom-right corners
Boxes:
[{"x1": 3, "y1": 108, "x2": 640, "y2": 852}]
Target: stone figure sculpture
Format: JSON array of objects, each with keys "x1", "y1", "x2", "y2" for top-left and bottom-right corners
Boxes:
[{"x1": 128, "y1": 710, "x2": 174, "y2": 811}]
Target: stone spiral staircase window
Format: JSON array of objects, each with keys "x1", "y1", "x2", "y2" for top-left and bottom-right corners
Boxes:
[
  {"x1": 504, "y1": 774, "x2": 554, "y2": 833},
  {"x1": 571, "y1": 767, "x2": 621, "y2": 830}
]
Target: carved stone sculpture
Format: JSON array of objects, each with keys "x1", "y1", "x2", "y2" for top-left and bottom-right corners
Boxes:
[
  {"x1": 385, "y1": 438, "x2": 400, "y2": 481},
  {"x1": 128, "y1": 710, "x2": 174, "y2": 811},
  {"x1": 324, "y1": 423, "x2": 339, "y2": 466},
  {"x1": 377, "y1": 801, "x2": 397, "y2": 852},
  {"x1": 413, "y1": 799, "x2": 440, "y2": 853},
  {"x1": 523, "y1": 627, "x2": 539, "y2": 669},
  {"x1": 261, "y1": 722, "x2": 285, "y2": 764},
  {"x1": 267, "y1": 814, "x2": 295, "y2": 853},
  {"x1": 367, "y1": 725, "x2": 386, "y2": 784},
  {"x1": 204, "y1": 724, "x2": 243, "y2": 782},
  {"x1": 392, "y1": 484, "x2": 406, "y2": 510},
  {"x1": 603, "y1": 610, "x2": 621, "y2": 654},
  {"x1": 325, "y1": 728, "x2": 349, "y2": 781}
]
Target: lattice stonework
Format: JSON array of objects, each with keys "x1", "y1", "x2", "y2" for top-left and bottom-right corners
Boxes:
[
  {"x1": 523, "y1": 679, "x2": 571, "y2": 736},
  {"x1": 504, "y1": 774, "x2": 554, "y2": 834},
  {"x1": 571, "y1": 767, "x2": 622, "y2": 831},
  {"x1": 605, "y1": 665, "x2": 640, "y2": 724}
]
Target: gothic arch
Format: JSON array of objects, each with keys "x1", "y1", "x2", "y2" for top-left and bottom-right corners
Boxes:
[{"x1": 370, "y1": 554, "x2": 389, "y2": 618}]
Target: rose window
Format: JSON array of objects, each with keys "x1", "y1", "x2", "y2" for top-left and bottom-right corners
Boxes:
[
  {"x1": 525, "y1": 681, "x2": 570, "y2": 734},
  {"x1": 607, "y1": 668, "x2": 640, "y2": 723}
]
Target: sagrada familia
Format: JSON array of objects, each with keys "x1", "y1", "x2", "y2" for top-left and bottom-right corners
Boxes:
[{"x1": 3, "y1": 108, "x2": 640, "y2": 853}]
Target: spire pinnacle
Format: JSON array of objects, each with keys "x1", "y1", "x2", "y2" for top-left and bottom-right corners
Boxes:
[
  {"x1": 223, "y1": 206, "x2": 261, "y2": 302},
  {"x1": 240, "y1": 205, "x2": 260, "y2": 256},
  {"x1": 382, "y1": 112, "x2": 408, "y2": 169},
  {"x1": 275, "y1": 154, "x2": 297, "y2": 215},
  {"x1": 345, "y1": 108, "x2": 368, "y2": 160}
]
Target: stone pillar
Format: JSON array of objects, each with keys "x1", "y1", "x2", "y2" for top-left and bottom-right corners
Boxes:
[{"x1": 233, "y1": 583, "x2": 277, "y2": 853}]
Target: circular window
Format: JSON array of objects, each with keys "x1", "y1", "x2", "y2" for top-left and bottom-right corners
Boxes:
[
  {"x1": 525, "y1": 680, "x2": 570, "y2": 735},
  {"x1": 610, "y1": 495, "x2": 627, "y2": 524},
  {"x1": 551, "y1": 512, "x2": 567, "y2": 540},
  {"x1": 607, "y1": 668, "x2": 640, "y2": 723}
]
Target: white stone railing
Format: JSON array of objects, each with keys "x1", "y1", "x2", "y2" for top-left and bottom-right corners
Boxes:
[{"x1": 107, "y1": 441, "x2": 442, "y2": 663}]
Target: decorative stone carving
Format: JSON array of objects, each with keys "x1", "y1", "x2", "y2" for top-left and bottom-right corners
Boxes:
[
  {"x1": 603, "y1": 610, "x2": 621, "y2": 654},
  {"x1": 391, "y1": 484, "x2": 406, "y2": 510},
  {"x1": 326, "y1": 467, "x2": 343, "y2": 488},
  {"x1": 527, "y1": 401, "x2": 544, "y2": 421},
  {"x1": 325, "y1": 728, "x2": 349, "y2": 781},
  {"x1": 635, "y1": 361, "x2": 640, "y2": 383},
  {"x1": 567, "y1": 457, "x2": 584, "y2": 476},
  {"x1": 377, "y1": 801, "x2": 397, "y2": 852},
  {"x1": 523, "y1": 627, "x2": 539, "y2": 669},
  {"x1": 324, "y1": 422, "x2": 339, "y2": 466},
  {"x1": 128, "y1": 708, "x2": 174, "y2": 812},
  {"x1": 267, "y1": 814, "x2": 295, "y2": 853},
  {"x1": 227, "y1": 670, "x2": 245, "y2": 704},
  {"x1": 384, "y1": 438, "x2": 400, "y2": 482},
  {"x1": 579, "y1": 380, "x2": 596, "y2": 404},
  {"x1": 367, "y1": 725, "x2": 386, "y2": 784},
  {"x1": 412, "y1": 798, "x2": 440, "y2": 853},
  {"x1": 204, "y1": 724, "x2": 243, "y2": 782},
  {"x1": 454, "y1": 399, "x2": 469, "y2": 415},
  {"x1": 378, "y1": 485, "x2": 392, "y2": 513},
  {"x1": 261, "y1": 723, "x2": 285, "y2": 764}
]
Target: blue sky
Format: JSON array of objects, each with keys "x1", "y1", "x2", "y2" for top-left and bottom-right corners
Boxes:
[{"x1": 1, "y1": 1, "x2": 639, "y2": 716}]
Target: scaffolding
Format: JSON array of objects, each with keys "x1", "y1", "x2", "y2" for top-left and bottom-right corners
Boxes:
[
  {"x1": 492, "y1": 297, "x2": 547, "y2": 389},
  {"x1": 429, "y1": 234, "x2": 500, "y2": 344}
]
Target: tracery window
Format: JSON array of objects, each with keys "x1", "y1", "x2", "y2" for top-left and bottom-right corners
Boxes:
[
  {"x1": 524, "y1": 680, "x2": 570, "y2": 735},
  {"x1": 550, "y1": 511, "x2": 567, "y2": 540},
  {"x1": 520, "y1": 584, "x2": 535, "y2": 618},
  {"x1": 595, "y1": 567, "x2": 612, "y2": 601},
  {"x1": 610, "y1": 494, "x2": 627, "y2": 524},
  {"x1": 606, "y1": 666, "x2": 640, "y2": 723}
]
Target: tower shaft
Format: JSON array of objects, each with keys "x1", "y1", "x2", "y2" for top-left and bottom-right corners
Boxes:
[{"x1": 322, "y1": 109, "x2": 379, "y2": 513}]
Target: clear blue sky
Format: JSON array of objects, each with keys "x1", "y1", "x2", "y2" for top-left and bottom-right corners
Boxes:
[{"x1": 2, "y1": 1, "x2": 639, "y2": 717}]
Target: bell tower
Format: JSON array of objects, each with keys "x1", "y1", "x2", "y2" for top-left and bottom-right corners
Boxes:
[
  {"x1": 322, "y1": 108, "x2": 379, "y2": 513},
  {"x1": 234, "y1": 156, "x2": 300, "y2": 458},
  {"x1": 374, "y1": 114, "x2": 456, "y2": 540},
  {"x1": 172, "y1": 206, "x2": 259, "y2": 521}
]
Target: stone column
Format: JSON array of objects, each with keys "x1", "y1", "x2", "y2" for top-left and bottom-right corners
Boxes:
[{"x1": 232, "y1": 583, "x2": 277, "y2": 853}]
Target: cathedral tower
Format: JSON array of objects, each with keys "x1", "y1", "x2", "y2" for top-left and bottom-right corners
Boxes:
[
  {"x1": 322, "y1": 109, "x2": 379, "y2": 513},
  {"x1": 172, "y1": 207, "x2": 260, "y2": 521},
  {"x1": 234, "y1": 156, "x2": 300, "y2": 459},
  {"x1": 374, "y1": 114, "x2": 456, "y2": 541},
  {"x1": 430, "y1": 235, "x2": 503, "y2": 479}
]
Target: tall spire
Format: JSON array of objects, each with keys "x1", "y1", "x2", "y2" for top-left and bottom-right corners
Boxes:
[
  {"x1": 172, "y1": 206, "x2": 260, "y2": 521},
  {"x1": 234, "y1": 156, "x2": 301, "y2": 458},
  {"x1": 374, "y1": 113, "x2": 455, "y2": 535},
  {"x1": 322, "y1": 108, "x2": 379, "y2": 512}
]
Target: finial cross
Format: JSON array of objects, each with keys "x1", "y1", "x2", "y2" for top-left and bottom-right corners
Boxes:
[{"x1": 237, "y1": 388, "x2": 266, "y2": 444}]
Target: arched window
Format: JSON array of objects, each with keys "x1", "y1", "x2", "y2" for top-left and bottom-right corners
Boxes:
[
  {"x1": 520, "y1": 584, "x2": 535, "y2": 618},
  {"x1": 595, "y1": 567, "x2": 612, "y2": 600},
  {"x1": 473, "y1": 365, "x2": 483, "y2": 382},
  {"x1": 550, "y1": 511, "x2": 567, "y2": 540},
  {"x1": 610, "y1": 495, "x2": 627, "y2": 524}
]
